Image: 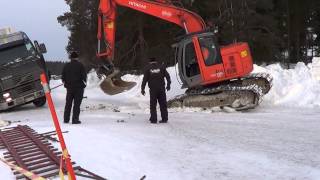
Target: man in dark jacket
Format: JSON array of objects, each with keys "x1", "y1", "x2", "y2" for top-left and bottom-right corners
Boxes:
[
  {"x1": 141, "y1": 58, "x2": 171, "y2": 123},
  {"x1": 62, "y1": 52, "x2": 87, "y2": 124}
]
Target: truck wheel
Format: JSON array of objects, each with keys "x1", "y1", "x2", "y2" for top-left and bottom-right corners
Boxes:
[{"x1": 33, "y1": 97, "x2": 46, "y2": 107}]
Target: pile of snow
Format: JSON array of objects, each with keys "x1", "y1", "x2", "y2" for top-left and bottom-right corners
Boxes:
[
  {"x1": 311, "y1": 57, "x2": 320, "y2": 81},
  {"x1": 254, "y1": 59, "x2": 320, "y2": 108},
  {"x1": 52, "y1": 59, "x2": 320, "y2": 110},
  {"x1": 85, "y1": 67, "x2": 185, "y2": 100}
]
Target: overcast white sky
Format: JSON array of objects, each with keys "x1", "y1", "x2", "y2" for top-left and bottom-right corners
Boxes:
[{"x1": 0, "y1": 0, "x2": 70, "y2": 61}]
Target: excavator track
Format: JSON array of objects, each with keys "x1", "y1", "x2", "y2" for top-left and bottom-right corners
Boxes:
[{"x1": 168, "y1": 73, "x2": 272, "y2": 111}]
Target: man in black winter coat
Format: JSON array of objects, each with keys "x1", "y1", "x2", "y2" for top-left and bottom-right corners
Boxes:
[
  {"x1": 141, "y1": 58, "x2": 171, "y2": 124},
  {"x1": 62, "y1": 52, "x2": 87, "y2": 124}
]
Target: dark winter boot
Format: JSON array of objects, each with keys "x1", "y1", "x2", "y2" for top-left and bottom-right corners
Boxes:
[{"x1": 159, "y1": 120, "x2": 168, "y2": 123}]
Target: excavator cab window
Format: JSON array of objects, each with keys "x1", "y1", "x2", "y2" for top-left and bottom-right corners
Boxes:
[
  {"x1": 198, "y1": 36, "x2": 221, "y2": 66},
  {"x1": 184, "y1": 42, "x2": 200, "y2": 77},
  {"x1": 174, "y1": 44, "x2": 185, "y2": 77}
]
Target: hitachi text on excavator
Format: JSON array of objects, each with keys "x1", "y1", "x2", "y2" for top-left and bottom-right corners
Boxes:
[{"x1": 96, "y1": 0, "x2": 272, "y2": 110}]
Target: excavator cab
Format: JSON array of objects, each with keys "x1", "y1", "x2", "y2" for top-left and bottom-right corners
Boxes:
[{"x1": 176, "y1": 32, "x2": 254, "y2": 88}]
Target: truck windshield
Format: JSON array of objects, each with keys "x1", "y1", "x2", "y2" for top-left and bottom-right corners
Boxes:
[{"x1": 0, "y1": 41, "x2": 36, "y2": 65}]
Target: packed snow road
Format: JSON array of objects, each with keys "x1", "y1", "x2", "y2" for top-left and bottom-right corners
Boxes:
[
  {"x1": 1, "y1": 60, "x2": 320, "y2": 179},
  {"x1": 0, "y1": 104, "x2": 319, "y2": 180}
]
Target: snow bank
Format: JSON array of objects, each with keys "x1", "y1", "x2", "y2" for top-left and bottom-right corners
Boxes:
[
  {"x1": 85, "y1": 67, "x2": 185, "y2": 99},
  {"x1": 254, "y1": 59, "x2": 320, "y2": 108},
  {"x1": 76, "y1": 67, "x2": 185, "y2": 111},
  {"x1": 51, "y1": 58, "x2": 320, "y2": 110}
]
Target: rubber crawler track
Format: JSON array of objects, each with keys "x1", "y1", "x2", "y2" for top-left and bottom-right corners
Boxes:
[{"x1": 168, "y1": 72, "x2": 273, "y2": 111}]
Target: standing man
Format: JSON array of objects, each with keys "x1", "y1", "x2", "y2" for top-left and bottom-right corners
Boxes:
[
  {"x1": 62, "y1": 52, "x2": 87, "y2": 124},
  {"x1": 141, "y1": 58, "x2": 171, "y2": 124}
]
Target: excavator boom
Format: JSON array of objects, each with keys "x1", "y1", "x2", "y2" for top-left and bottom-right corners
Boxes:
[
  {"x1": 97, "y1": 0, "x2": 206, "y2": 60},
  {"x1": 96, "y1": 0, "x2": 208, "y2": 95}
]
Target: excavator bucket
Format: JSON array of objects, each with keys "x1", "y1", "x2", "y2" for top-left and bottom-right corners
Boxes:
[{"x1": 99, "y1": 68, "x2": 136, "y2": 95}]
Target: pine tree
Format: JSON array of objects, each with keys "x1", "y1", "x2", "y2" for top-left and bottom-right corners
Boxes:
[
  {"x1": 58, "y1": 0, "x2": 319, "y2": 68},
  {"x1": 58, "y1": 0, "x2": 99, "y2": 68}
]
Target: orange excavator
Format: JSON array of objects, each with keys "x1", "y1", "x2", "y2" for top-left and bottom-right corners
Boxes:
[{"x1": 96, "y1": 0, "x2": 272, "y2": 110}]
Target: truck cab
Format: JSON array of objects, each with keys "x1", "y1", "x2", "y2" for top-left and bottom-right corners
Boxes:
[{"x1": 0, "y1": 28, "x2": 48, "y2": 110}]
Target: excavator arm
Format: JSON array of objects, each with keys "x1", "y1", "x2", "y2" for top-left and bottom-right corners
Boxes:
[
  {"x1": 96, "y1": 0, "x2": 209, "y2": 95},
  {"x1": 97, "y1": 0, "x2": 206, "y2": 60}
]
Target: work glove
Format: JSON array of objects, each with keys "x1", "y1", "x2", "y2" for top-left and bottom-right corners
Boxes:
[
  {"x1": 141, "y1": 89, "x2": 146, "y2": 96},
  {"x1": 166, "y1": 85, "x2": 171, "y2": 91}
]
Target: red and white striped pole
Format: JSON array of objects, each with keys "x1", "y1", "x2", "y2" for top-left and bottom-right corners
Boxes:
[{"x1": 40, "y1": 73, "x2": 76, "y2": 180}]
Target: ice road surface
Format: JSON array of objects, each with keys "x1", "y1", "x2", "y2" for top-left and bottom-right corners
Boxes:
[{"x1": 0, "y1": 59, "x2": 320, "y2": 179}]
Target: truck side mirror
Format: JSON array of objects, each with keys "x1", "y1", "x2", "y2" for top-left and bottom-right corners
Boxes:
[
  {"x1": 39, "y1": 43, "x2": 47, "y2": 54},
  {"x1": 34, "y1": 40, "x2": 47, "y2": 54}
]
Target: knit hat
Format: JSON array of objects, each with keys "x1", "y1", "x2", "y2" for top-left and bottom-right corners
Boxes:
[
  {"x1": 149, "y1": 57, "x2": 157, "y2": 62},
  {"x1": 70, "y1": 51, "x2": 79, "y2": 59}
]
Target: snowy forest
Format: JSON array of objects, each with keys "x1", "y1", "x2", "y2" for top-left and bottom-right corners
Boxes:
[{"x1": 57, "y1": 0, "x2": 320, "y2": 70}]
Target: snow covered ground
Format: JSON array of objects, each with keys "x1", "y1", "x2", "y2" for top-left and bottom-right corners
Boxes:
[{"x1": 1, "y1": 59, "x2": 320, "y2": 179}]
